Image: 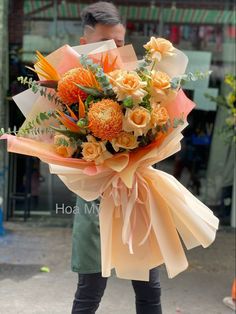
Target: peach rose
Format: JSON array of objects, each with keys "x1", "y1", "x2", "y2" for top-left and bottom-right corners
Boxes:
[
  {"x1": 81, "y1": 135, "x2": 112, "y2": 164},
  {"x1": 143, "y1": 37, "x2": 175, "y2": 61},
  {"x1": 151, "y1": 105, "x2": 170, "y2": 127},
  {"x1": 54, "y1": 134, "x2": 77, "y2": 158},
  {"x1": 149, "y1": 70, "x2": 174, "y2": 104},
  {"x1": 108, "y1": 70, "x2": 147, "y2": 105},
  {"x1": 123, "y1": 106, "x2": 151, "y2": 136},
  {"x1": 111, "y1": 132, "x2": 138, "y2": 152}
]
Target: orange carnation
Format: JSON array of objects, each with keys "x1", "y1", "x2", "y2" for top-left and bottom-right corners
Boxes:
[
  {"x1": 88, "y1": 99, "x2": 123, "y2": 141},
  {"x1": 57, "y1": 68, "x2": 100, "y2": 105}
]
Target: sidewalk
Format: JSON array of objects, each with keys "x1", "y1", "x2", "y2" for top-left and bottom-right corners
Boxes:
[{"x1": 0, "y1": 219, "x2": 235, "y2": 314}]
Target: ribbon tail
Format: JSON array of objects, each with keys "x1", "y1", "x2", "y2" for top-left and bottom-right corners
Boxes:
[
  {"x1": 147, "y1": 177, "x2": 189, "y2": 278},
  {"x1": 122, "y1": 181, "x2": 138, "y2": 253},
  {"x1": 99, "y1": 191, "x2": 115, "y2": 277}
]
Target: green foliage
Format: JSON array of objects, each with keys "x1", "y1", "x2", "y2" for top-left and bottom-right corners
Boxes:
[
  {"x1": 136, "y1": 57, "x2": 152, "y2": 75},
  {"x1": 50, "y1": 126, "x2": 86, "y2": 138},
  {"x1": 171, "y1": 71, "x2": 212, "y2": 89},
  {"x1": 77, "y1": 118, "x2": 88, "y2": 128},
  {"x1": 18, "y1": 111, "x2": 56, "y2": 137},
  {"x1": 0, "y1": 127, "x2": 18, "y2": 136},
  {"x1": 74, "y1": 83, "x2": 103, "y2": 97},
  {"x1": 85, "y1": 95, "x2": 98, "y2": 107},
  {"x1": 17, "y1": 76, "x2": 63, "y2": 106},
  {"x1": 140, "y1": 95, "x2": 152, "y2": 111},
  {"x1": 79, "y1": 55, "x2": 114, "y2": 96},
  {"x1": 138, "y1": 129, "x2": 157, "y2": 147},
  {"x1": 122, "y1": 97, "x2": 134, "y2": 108},
  {"x1": 173, "y1": 115, "x2": 185, "y2": 128}
]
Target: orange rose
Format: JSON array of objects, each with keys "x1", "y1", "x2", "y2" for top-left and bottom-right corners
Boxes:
[
  {"x1": 150, "y1": 70, "x2": 173, "y2": 104},
  {"x1": 111, "y1": 132, "x2": 138, "y2": 152},
  {"x1": 81, "y1": 136, "x2": 112, "y2": 164},
  {"x1": 143, "y1": 37, "x2": 175, "y2": 61},
  {"x1": 123, "y1": 106, "x2": 151, "y2": 136},
  {"x1": 108, "y1": 70, "x2": 147, "y2": 105},
  {"x1": 151, "y1": 105, "x2": 169, "y2": 127},
  {"x1": 151, "y1": 70, "x2": 170, "y2": 90},
  {"x1": 54, "y1": 134, "x2": 77, "y2": 158}
]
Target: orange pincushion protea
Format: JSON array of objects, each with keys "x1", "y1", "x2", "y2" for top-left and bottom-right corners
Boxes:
[
  {"x1": 57, "y1": 68, "x2": 100, "y2": 105},
  {"x1": 88, "y1": 99, "x2": 123, "y2": 141}
]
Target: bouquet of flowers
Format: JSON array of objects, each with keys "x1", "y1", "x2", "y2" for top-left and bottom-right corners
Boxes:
[{"x1": 1, "y1": 37, "x2": 219, "y2": 280}]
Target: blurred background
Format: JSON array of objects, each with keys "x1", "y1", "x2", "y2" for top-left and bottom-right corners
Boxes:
[{"x1": 0, "y1": 0, "x2": 235, "y2": 226}]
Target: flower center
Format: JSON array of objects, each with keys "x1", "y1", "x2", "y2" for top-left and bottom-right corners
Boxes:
[
  {"x1": 123, "y1": 76, "x2": 138, "y2": 89},
  {"x1": 132, "y1": 112, "x2": 145, "y2": 125}
]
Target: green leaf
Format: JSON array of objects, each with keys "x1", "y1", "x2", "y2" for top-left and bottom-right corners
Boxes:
[
  {"x1": 123, "y1": 97, "x2": 134, "y2": 108},
  {"x1": 74, "y1": 83, "x2": 103, "y2": 97},
  {"x1": 50, "y1": 126, "x2": 86, "y2": 137},
  {"x1": 140, "y1": 95, "x2": 152, "y2": 111},
  {"x1": 85, "y1": 95, "x2": 96, "y2": 106},
  {"x1": 171, "y1": 70, "x2": 212, "y2": 89},
  {"x1": 39, "y1": 112, "x2": 49, "y2": 121},
  {"x1": 77, "y1": 118, "x2": 88, "y2": 128},
  {"x1": 35, "y1": 116, "x2": 41, "y2": 124}
]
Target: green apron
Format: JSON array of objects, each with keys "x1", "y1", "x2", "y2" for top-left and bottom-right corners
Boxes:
[{"x1": 71, "y1": 196, "x2": 102, "y2": 273}]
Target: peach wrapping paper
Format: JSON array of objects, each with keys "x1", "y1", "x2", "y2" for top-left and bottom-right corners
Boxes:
[
  {"x1": 48, "y1": 123, "x2": 218, "y2": 281},
  {"x1": 1, "y1": 118, "x2": 219, "y2": 281}
]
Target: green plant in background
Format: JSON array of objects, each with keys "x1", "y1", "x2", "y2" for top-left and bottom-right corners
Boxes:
[{"x1": 206, "y1": 74, "x2": 236, "y2": 143}]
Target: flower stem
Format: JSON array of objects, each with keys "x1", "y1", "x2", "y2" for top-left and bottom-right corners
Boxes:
[{"x1": 150, "y1": 59, "x2": 157, "y2": 71}]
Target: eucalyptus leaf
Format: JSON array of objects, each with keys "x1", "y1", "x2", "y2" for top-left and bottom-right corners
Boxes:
[
  {"x1": 74, "y1": 83, "x2": 103, "y2": 97},
  {"x1": 50, "y1": 126, "x2": 86, "y2": 137}
]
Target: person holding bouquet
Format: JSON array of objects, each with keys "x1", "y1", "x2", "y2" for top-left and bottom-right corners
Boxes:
[{"x1": 71, "y1": 2, "x2": 162, "y2": 314}]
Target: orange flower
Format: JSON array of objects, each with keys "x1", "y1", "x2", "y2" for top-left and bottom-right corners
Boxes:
[
  {"x1": 88, "y1": 99, "x2": 123, "y2": 140},
  {"x1": 123, "y1": 106, "x2": 151, "y2": 136},
  {"x1": 149, "y1": 70, "x2": 172, "y2": 104},
  {"x1": 54, "y1": 134, "x2": 77, "y2": 158},
  {"x1": 81, "y1": 135, "x2": 112, "y2": 164},
  {"x1": 57, "y1": 68, "x2": 100, "y2": 105},
  {"x1": 26, "y1": 51, "x2": 61, "y2": 81},
  {"x1": 151, "y1": 70, "x2": 170, "y2": 90},
  {"x1": 144, "y1": 37, "x2": 175, "y2": 61},
  {"x1": 108, "y1": 70, "x2": 147, "y2": 105},
  {"x1": 151, "y1": 105, "x2": 169, "y2": 127},
  {"x1": 100, "y1": 53, "x2": 118, "y2": 73},
  {"x1": 111, "y1": 132, "x2": 138, "y2": 152}
]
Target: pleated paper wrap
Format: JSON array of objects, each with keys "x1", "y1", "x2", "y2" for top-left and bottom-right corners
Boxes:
[{"x1": 1, "y1": 40, "x2": 219, "y2": 280}]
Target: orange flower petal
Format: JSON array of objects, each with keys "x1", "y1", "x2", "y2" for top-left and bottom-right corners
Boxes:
[
  {"x1": 88, "y1": 99, "x2": 123, "y2": 140},
  {"x1": 35, "y1": 51, "x2": 61, "y2": 81},
  {"x1": 66, "y1": 105, "x2": 78, "y2": 121},
  {"x1": 78, "y1": 96, "x2": 86, "y2": 119}
]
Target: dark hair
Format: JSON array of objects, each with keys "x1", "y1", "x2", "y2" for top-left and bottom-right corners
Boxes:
[{"x1": 80, "y1": 2, "x2": 121, "y2": 29}]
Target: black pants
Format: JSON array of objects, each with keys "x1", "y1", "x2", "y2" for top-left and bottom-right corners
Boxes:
[{"x1": 72, "y1": 267, "x2": 162, "y2": 314}]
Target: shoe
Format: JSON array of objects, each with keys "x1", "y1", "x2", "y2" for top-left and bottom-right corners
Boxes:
[{"x1": 223, "y1": 297, "x2": 236, "y2": 311}]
